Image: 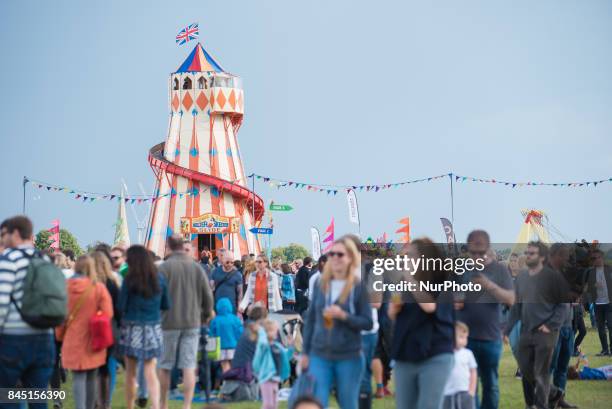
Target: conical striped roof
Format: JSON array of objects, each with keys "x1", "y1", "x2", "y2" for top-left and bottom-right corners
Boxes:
[{"x1": 176, "y1": 42, "x2": 224, "y2": 73}]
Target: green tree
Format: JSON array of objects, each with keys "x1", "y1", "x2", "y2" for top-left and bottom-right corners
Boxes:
[
  {"x1": 35, "y1": 228, "x2": 84, "y2": 257},
  {"x1": 271, "y1": 243, "x2": 310, "y2": 262}
]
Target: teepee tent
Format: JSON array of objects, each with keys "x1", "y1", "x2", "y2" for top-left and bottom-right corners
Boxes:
[{"x1": 512, "y1": 209, "x2": 550, "y2": 255}]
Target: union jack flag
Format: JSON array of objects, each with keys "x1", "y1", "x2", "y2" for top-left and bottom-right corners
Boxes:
[{"x1": 176, "y1": 23, "x2": 199, "y2": 45}]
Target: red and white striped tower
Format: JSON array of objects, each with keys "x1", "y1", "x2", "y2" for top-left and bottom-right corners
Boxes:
[{"x1": 146, "y1": 42, "x2": 264, "y2": 259}]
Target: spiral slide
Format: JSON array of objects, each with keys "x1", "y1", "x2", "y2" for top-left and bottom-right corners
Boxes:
[{"x1": 148, "y1": 141, "x2": 265, "y2": 222}]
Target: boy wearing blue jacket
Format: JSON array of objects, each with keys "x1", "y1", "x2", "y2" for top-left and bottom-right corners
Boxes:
[{"x1": 209, "y1": 297, "x2": 243, "y2": 372}]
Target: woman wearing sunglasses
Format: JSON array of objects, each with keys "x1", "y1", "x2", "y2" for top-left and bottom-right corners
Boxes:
[
  {"x1": 239, "y1": 254, "x2": 283, "y2": 313},
  {"x1": 301, "y1": 237, "x2": 373, "y2": 409}
]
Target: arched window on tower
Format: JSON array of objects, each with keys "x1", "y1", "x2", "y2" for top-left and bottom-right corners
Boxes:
[
  {"x1": 173, "y1": 78, "x2": 179, "y2": 90},
  {"x1": 197, "y1": 77, "x2": 207, "y2": 89},
  {"x1": 182, "y1": 77, "x2": 192, "y2": 90}
]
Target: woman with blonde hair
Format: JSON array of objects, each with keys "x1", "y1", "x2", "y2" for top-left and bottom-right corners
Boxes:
[
  {"x1": 54, "y1": 252, "x2": 69, "y2": 268},
  {"x1": 243, "y1": 259, "x2": 257, "y2": 281},
  {"x1": 92, "y1": 251, "x2": 121, "y2": 409},
  {"x1": 239, "y1": 254, "x2": 283, "y2": 313},
  {"x1": 59, "y1": 254, "x2": 114, "y2": 409},
  {"x1": 54, "y1": 252, "x2": 74, "y2": 279},
  {"x1": 301, "y1": 237, "x2": 373, "y2": 409}
]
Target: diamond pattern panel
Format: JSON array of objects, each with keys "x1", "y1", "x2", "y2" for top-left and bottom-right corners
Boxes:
[
  {"x1": 196, "y1": 92, "x2": 209, "y2": 110},
  {"x1": 228, "y1": 90, "x2": 236, "y2": 110},
  {"x1": 216, "y1": 90, "x2": 226, "y2": 109},
  {"x1": 182, "y1": 92, "x2": 193, "y2": 110}
]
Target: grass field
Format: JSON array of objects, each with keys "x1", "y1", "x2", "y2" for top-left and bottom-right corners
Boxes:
[{"x1": 57, "y1": 329, "x2": 611, "y2": 409}]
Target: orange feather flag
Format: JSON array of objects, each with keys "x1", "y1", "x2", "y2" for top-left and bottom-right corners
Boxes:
[{"x1": 396, "y1": 217, "x2": 410, "y2": 243}]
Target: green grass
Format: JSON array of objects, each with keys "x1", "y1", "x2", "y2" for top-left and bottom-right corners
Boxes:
[{"x1": 58, "y1": 329, "x2": 611, "y2": 409}]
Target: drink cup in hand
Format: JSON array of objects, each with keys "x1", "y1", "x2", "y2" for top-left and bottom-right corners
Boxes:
[{"x1": 323, "y1": 309, "x2": 334, "y2": 329}]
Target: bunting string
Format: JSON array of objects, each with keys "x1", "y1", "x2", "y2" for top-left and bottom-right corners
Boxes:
[
  {"x1": 451, "y1": 174, "x2": 611, "y2": 188},
  {"x1": 26, "y1": 177, "x2": 209, "y2": 205},
  {"x1": 250, "y1": 174, "x2": 449, "y2": 194},
  {"x1": 251, "y1": 172, "x2": 612, "y2": 194},
  {"x1": 25, "y1": 171, "x2": 612, "y2": 206}
]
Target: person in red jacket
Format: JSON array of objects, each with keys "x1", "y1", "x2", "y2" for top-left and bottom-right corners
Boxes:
[{"x1": 59, "y1": 254, "x2": 113, "y2": 409}]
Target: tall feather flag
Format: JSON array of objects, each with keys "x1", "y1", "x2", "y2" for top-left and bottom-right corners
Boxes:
[
  {"x1": 310, "y1": 227, "x2": 322, "y2": 261},
  {"x1": 346, "y1": 190, "x2": 360, "y2": 225},
  {"x1": 176, "y1": 23, "x2": 199, "y2": 45},
  {"x1": 440, "y1": 217, "x2": 457, "y2": 255},
  {"x1": 396, "y1": 217, "x2": 410, "y2": 243},
  {"x1": 440, "y1": 218, "x2": 455, "y2": 245},
  {"x1": 322, "y1": 217, "x2": 335, "y2": 253},
  {"x1": 114, "y1": 188, "x2": 131, "y2": 247},
  {"x1": 48, "y1": 219, "x2": 60, "y2": 252}
]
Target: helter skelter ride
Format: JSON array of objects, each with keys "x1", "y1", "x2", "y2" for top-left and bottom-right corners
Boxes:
[
  {"x1": 145, "y1": 42, "x2": 264, "y2": 259},
  {"x1": 511, "y1": 209, "x2": 555, "y2": 254}
]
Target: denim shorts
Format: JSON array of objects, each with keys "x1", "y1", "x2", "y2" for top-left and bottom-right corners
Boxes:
[{"x1": 159, "y1": 328, "x2": 200, "y2": 370}]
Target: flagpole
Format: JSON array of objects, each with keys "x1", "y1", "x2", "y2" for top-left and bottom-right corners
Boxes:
[
  {"x1": 250, "y1": 174, "x2": 256, "y2": 253},
  {"x1": 449, "y1": 173, "x2": 455, "y2": 226},
  {"x1": 251, "y1": 174, "x2": 255, "y2": 224},
  {"x1": 268, "y1": 203, "x2": 272, "y2": 259},
  {"x1": 355, "y1": 191, "x2": 361, "y2": 238},
  {"x1": 22, "y1": 176, "x2": 28, "y2": 214}
]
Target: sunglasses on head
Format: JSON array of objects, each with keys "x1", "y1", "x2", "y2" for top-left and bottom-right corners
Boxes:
[{"x1": 328, "y1": 251, "x2": 345, "y2": 258}]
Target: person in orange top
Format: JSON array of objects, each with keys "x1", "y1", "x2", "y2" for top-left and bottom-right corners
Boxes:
[
  {"x1": 59, "y1": 254, "x2": 113, "y2": 409},
  {"x1": 254, "y1": 268, "x2": 268, "y2": 308},
  {"x1": 239, "y1": 254, "x2": 283, "y2": 313}
]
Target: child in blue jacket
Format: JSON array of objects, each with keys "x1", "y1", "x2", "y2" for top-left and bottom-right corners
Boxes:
[
  {"x1": 253, "y1": 319, "x2": 294, "y2": 409},
  {"x1": 280, "y1": 263, "x2": 296, "y2": 310},
  {"x1": 209, "y1": 297, "x2": 243, "y2": 372}
]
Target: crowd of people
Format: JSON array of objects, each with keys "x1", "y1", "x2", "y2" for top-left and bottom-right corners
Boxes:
[{"x1": 0, "y1": 214, "x2": 610, "y2": 409}]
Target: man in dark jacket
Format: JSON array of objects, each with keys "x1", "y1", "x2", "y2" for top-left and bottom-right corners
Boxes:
[
  {"x1": 586, "y1": 249, "x2": 612, "y2": 356},
  {"x1": 295, "y1": 257, "x2": 313, "y2": 314}
]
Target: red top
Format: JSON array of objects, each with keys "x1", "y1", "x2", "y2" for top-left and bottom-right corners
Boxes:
[{"x1": 254, "y1": 272, "x2": 268, "y2": 308}]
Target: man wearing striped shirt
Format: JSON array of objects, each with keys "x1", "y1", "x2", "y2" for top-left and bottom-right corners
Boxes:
[{"x1": 0, "y1": 216, "x2": 55, "y2": 408}]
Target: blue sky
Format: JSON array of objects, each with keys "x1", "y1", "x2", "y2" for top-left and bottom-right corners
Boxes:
[{"x1": 1, "y1": 0, "x2": 611, "y2": 250}]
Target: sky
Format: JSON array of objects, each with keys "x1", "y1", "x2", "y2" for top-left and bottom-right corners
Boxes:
[{"x1": 1, "y1": 0, "x2": 611, "y2": 251}]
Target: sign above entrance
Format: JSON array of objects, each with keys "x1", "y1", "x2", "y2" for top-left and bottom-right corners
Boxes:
[{"x1": 180, "y1": 213, "x2": 239, "y2": 235}]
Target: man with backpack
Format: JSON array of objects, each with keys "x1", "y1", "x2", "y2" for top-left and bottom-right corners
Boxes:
[{"x1": 0, "y1": 215, "x2": 67, "y2": 408}]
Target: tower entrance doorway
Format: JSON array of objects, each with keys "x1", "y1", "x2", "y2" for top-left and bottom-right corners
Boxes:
[{"x1": 198, "y1": 234, "x2": 217, "y2": 256}]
